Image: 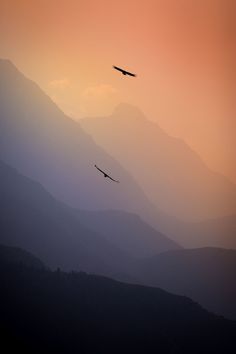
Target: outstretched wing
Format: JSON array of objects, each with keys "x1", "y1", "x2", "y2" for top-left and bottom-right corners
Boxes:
[
  {"x1": 126, "y1": 71, "x2": 136, "y2": 77},
  {"x1": 95, "y1": 165, "x2": 119, "y2": 183},
  {"x1": 107, "y1": 175, "x2": 120, "y2": 183},
  {"x1": 113, "y1": 65, "x2": 136, "y2": 77},
  {"x1": 95, "y1": 164, "x2": 105, "y2": 175},
  {"x1": 113, "y1": 65, "x2": 124, "y2": 73}
]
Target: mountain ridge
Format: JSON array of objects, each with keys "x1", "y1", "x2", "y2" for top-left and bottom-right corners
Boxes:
[
  {"x1": 0, "y1": 159, "x2": 179, "y2": 280},
  {"x1": 137, "y1": 247, "x2": 236, "y2": 320},
  {"x1": 0, "y1": 59, "x2": 175, "y2": 229},
  {"x1": 1, "y1": 253, "x2": 235, "y2": 354},
  {"x1": 81, "y1": 103, "x2": 236, "y2": 220}
]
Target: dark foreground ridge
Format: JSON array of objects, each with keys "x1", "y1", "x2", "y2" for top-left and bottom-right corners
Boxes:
[
  {"x1": 0, "y1": 244, "x2": 45, "y2": 269},
  {"x1": 0, "y1": 256, "x2": 235, "y2": 354}
]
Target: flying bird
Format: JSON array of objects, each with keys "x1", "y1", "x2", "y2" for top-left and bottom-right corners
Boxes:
[
  {"x1": 113, "y1": 66, "x2": 136, "y2": 77},
  {"x1": 95, "y1": 165, "x2": 119, "y2": 183}
]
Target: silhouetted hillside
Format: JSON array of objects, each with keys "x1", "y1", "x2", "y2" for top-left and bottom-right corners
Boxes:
[
  {"x1": 0, "y1": 160, "x2": 138, "y2": 281},
  {"x1": 0, "y1": 260, "x2": 235, "y2": 354},
  {"x1": 0, "y1": 244, "x2": 45, "y2": 269},
  {"x1": 3, "y1": 59, "x2": 230, "y2": 250},
  {"x1": 182, "y1": 215, "x2": 236, "y2": 249},
  {"x1": 1, "y1": 158, "x2": 236, "y2": 321},
  {"x1": 137, "y1": 248, "x2": 236, "y2": 320},
  {"x1": 0, "y1": 59, "x2": 167, "y2": 229},
  {"x1": 81, "y1": 103, "x2": 236, "y2": 221},
  {"x1": 81, "y1": 103, "x2": 236, "y2": 249},
  {"x1": 77, "y1": 209, "x2": 180, "y2": 258}
]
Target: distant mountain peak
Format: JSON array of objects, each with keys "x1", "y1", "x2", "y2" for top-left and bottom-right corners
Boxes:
[
  {"x1": 0, "y1": 58, "x2": 20, "y2": 75},
  {"x1": 0, "y1": 58, "x2": 36, "y2": 95},
  {"x1": 0, "y1": 58, "x2": 14, "y2": 66},
  {"x1": 112, "y1": 103, "x2": 146, "y2": 121}
]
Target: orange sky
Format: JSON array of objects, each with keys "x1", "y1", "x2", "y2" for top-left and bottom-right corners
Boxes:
[{"x1": 0, "y1": 0, "x2": 235, "y2": 182}]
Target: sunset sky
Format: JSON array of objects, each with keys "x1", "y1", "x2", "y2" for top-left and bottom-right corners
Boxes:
[{"x1": 0, "y1": 0, "x2": 235, "y2": 182}]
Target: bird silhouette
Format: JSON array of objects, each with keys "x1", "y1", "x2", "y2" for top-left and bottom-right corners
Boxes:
[
  {"x1": 95, "y1": 165, "x2": 119, "y2": 183},
  {"x1": 113, "y1": 66, "x2": 136, "y2": 77}
]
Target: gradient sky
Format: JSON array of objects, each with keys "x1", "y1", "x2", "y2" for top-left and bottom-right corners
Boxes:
[{"x1": 0, "y1": 0, "x2": 235, "y2": 182}]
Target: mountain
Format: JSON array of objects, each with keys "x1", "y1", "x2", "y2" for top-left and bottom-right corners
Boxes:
[
  {"x1": 1, "y1": 160, "x2": 235, "y2": 321},
  {"x1": 0, "y1": 244, "x2": 45, "y2": 269},
  {"x1": 0, "y1": 59, "x2": 234, "y2": 250},
  {"x1": 76, "y1": 209, "x2": 180, "y2": 258},
  {"x1": 0, "y1": 159, "x2": 138, "y2": 280},
  {"x1": 0, "y1": 59, "x2": 184, "y2": 249},
  {"x1": 81, "y1": 103, "x2": 236, "y2": 221},
  {"x1": 137, "y1": 248, "x2": 236, "y2": 320},
  {"x1": 175, "y1": 215, "x2": 236, "y2": 249},
  {"x1": 0, "y1": 60, "x2": 160, "y2": 222},
  {"x1": 1, "y1": 260, "x2": 235, "y2": 354},
  {"x1": 0, "y1": 159, "x2": 179, "y2": 275}
]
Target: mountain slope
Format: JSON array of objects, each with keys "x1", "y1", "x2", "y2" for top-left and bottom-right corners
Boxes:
[
  {"x1": 0, "y1": 244, "x2": 45, "y2": 269},
  {"x1": 137, "y1": 248, "x2": 236, "y2": 320},
  {"x1": 187, "y1": 216, "x2": 236, "y2": 249},
  {"x1": 1, "y1": 59, "x2": 234, "y2": 250},
  {"x1": 0, "y1": 159, "x2": 138, "y2": 280},
  {"x1": 77, "y1": 209, "x2": 180, "y2": 258},
  {"x1": 0, "y1": 59, "x2": 185, "y2": 249},
  {"x1": 1, "y1": 260, "x2": 235, "y2": 354},
  {"x1": 0, "y1": 60, "x2": 159, "y2": 220},
  {"x1": 81, "y1": 103, "x2": 236, "y2": 221}
]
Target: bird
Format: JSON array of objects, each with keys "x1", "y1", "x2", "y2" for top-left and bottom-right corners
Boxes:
[
  {"x1": 94, "y1": 165, "x2": 120, "y2": 183},
  {"x1": 113, "y1": 65, "x2": 136, "y2": 77}
]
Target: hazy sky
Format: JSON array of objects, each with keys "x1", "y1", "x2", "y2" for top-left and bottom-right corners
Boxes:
[{"x1": 0, "y1": 0, "x2": 235, "y2": 182}]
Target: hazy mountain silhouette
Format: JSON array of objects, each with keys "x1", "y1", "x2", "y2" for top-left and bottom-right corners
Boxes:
[
  {"x1": 77, "y1": 209, "x2": 180, "y2": 258},
  {"x1": 1, "y1": 160, "x2": 236, "y2": 322},
  {"x1": 0, "y1": 159, "x2": 177, "y2": 280},
  {"x1": 2, "y1": 58, "x2": 231, "y2": 250},
  {"x1": 1, "y1": 255, "x2": 235, "y2": 353},
  {"x1": 0, "y1": 59, "x2": 234, "y2": 250},
  {"x1": 0, "y1": 244, "x2": 45, "y2": 269},
  {"x1": 0, "y1": 59, "x2": 186, "y2": 247},
  {"x1": 0, "y1": 60, "x2": 157, "y2": 219},
  {"x1": 137, "y1": 248, "x2": 236, "y2": 320},
  {"x1": 182, "y1": 215, "x2": 236, "y2": 249},
  {"x1": 81, "y1": 102, "x2": 236, "y2": 221},
  {"x1": 1, "y1": 59, "x2": 235, "y2": 351},
  {"x1": 0, "y1": 159, "x2": 139, "y2": 280}
]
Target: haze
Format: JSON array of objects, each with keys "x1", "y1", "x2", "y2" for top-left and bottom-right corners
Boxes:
[{"x1": 0, "y1": 0, "x2": 235, "y2": 182}]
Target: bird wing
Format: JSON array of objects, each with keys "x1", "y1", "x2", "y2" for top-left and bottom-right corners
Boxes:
[
  {"x1": 107, "y1": 175, "x2": 120, "y2": 183},
  {"x1": 126, "y1": 71, "x2": 136, "y2": 77},
  {"x1": 95, "y1": 165, "x2": 119, "y2": 182},
  {"x1": 113, "y1": 66, "x2": 124, "y2": 73},
  {"x1": 95, "y1": 165, "x2": 105, "y2": 175},
  {"x1": 113, "y1": 66, "x2": 136, "y2": 77}
]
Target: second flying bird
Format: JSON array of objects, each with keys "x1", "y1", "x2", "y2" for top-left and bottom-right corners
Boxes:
[{"x1": 95, "y1": 165, "x2": 120, "y2": 183}]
